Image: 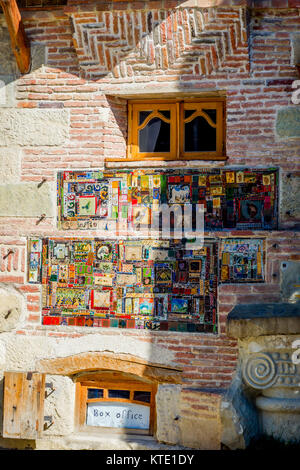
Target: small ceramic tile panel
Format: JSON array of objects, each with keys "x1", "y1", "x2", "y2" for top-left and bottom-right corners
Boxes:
[{"x1": 219, "y1": 238, "x2": 265, "y2": 283}]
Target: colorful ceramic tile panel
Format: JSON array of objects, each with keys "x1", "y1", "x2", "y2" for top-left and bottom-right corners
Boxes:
[
  {"x1": 28, "y1": 238, "x2": 43, "y2": 283},
  {"x1": 219, "y1": 238, "x2": 265, "y2": 283},
  {"x1": 57, "y1": 168, "x2": 278, "y2": 232},
  {"x1": 28, "y1": 238, "x2": 218, "y2": 333}
]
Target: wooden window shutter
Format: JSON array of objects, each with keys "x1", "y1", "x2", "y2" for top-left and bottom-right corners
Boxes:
[{"x1": 3, "y1": 371, "x2": 45, "y2": 439}]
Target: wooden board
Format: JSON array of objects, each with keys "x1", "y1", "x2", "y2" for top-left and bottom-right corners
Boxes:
[{"x1": 3, "y1": 371, "x2": 45, "y2": 439}]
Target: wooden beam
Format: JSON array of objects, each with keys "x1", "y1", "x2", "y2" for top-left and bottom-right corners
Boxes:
[{"x1": 0, "y1": 0, "x2": 31, "y2": 74}]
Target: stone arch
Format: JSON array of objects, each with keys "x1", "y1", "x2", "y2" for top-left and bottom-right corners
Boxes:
[{"x1": 37, "y1": 351, "x2": 182, "y2": 384}]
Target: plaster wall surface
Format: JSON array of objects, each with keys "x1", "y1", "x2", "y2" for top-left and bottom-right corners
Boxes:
[
  {"x1": 0, "y1": 183, "x2": 54, "y2": 217},
  {"x1": 0, "y1": 109, "x2": 69, "y2": 147}
]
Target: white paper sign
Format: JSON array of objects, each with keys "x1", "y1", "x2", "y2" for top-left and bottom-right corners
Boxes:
[{"x1": 86, "y1": 402, "x2": 150, "y2": 430}]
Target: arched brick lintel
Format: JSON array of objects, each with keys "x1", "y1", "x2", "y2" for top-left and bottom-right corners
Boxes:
[{"x1": 37, "y1": 352, "x2": 183, "y2": 384}]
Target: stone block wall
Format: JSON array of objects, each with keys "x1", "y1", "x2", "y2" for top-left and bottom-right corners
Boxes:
[{"x1": 0, "y1": 0, "x2": 299, "y2": 449}]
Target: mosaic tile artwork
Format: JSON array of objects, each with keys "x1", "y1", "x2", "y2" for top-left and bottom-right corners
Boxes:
[
  {"x1": 57, "y1": 168, "x2": 278, "y2": 232},
  {"x1": 28, "y1": 238, "x2": 218, "y2": 333},
  {"x1": 28, "y1": 238, "x2": 43, "y2": 283},
  {"x1": 219, "y1": 238, "x2": 265, "y2": 283}
]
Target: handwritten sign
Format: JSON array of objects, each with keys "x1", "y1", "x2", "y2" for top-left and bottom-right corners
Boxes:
[{"x1": 86, "y1": 402, "x2": 150, "y2": 430}]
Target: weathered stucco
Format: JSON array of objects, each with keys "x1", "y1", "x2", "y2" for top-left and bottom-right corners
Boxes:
[
  {"x1": 0, "y1": 332, "x2": 176, "y2": 373},
  {"x1": 155, "y1": 384, "x2": 181, "y2": 444},
  {"x1": 0, "y1": 109, "x2": 69, "y2": 147},
  {"x1": 43, "y1": 375, "x2": 75, "y2": 437},
  {"x1": 276, "y1": 107, "x2": 300, "y2": 139},
  {"x1": 0, "y1": 25, "x2": 18, "y2": 76},
  {"x1": 0, "y1": 286, "x2": 25, "y2": 333},
  {"x1": 0, "y1": 295, "x2": 22, "y2": 333},
  {"x1": 280, "y1": 174, "x2": 300, "y2": 225},
  {"x1": 0, "y1": 183, "x2": 54, "y2": 217},
  {"x1": 0, "y1": 149, "x2": 21, "y2": 183}
]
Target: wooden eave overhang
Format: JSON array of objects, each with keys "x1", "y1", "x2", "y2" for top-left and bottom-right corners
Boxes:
[{"x1": 0, "y1": 0, "x2": 30, "y2": 74}]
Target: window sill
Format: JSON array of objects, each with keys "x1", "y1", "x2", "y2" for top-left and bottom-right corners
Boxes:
[
  {"x1": 75, "y1": 430, "x2": 155, "y2": 441},
  {"x1": 105, "y1": 155, "x2": 227, "y2": 163}
]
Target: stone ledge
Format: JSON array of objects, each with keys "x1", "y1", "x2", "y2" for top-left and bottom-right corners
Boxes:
[
  {"x1": 226, "y1": 303, "x2": 300, "y2": 339},
  {"x1": 37, "y1": 433, "x2": 187, "y2": 450},
  {"x1": 0, "y1": 434, "x2": 187, "y2": 451}
]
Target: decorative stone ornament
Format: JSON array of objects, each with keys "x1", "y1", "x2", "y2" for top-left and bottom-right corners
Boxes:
[
  {"x1": 227, "y1": 304, "x2": 300, "y2": 444},
  {"x1": 243, "y1": 353, "x2": 277, "y2": 390},
  {"x1": 243, "y1": 352, "x2": 300, "y2": 390}
]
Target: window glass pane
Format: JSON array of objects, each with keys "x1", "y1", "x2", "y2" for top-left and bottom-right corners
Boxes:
[
  {"x1": 139, "y1": 111, "x2": 152, "y2": 126},
  {"x1": 203, "y1": 109, "x2": 217, "y2": 124},
  {"x1": 18, "y1": 0, "x2": 68, "y2": 6},
  {"x1": 108, "y1": 389, "x2": 130, "y2": 399},
  {"x1": 185, "y1": 109, "x2": 195, "y2": 119},
  {"x1": 159, "y1": 110, "x2": 170, "y2": 119},
  {"x1": 139, "y1": 118, "x2": 170, "y2": 153},
  {"x1": 88, "y1": 388, "x2": 103, "y2": 399},
  {"x1": 184, "y1": 109, "x2": 216, "y2": 123},
  {"x1": 139, "y1": 110, "x2": 170, "y2": 126},
  {"x1": 184, "y1": 116, "x2": 216, "y2": 152},
  {"x1": 133, "y1": 391, "x2": 151, "y2": 403}
]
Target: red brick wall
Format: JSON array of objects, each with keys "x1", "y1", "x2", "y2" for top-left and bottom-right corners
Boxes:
[{"x1": 0, "y1": 1, "x2": 299, "y2": 393}]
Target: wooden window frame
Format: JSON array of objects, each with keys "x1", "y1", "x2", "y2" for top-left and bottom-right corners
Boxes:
[
  {"x1": 180, "y1": 100, "x2": 224, "y2": 159},
  {"x1": 17, "y1": 0, "x2": 67, "y2": 9},
  {"x1": 75, "y1": 374, "x2": 157, "y2": 436},
  {"x1": 129, "y1": 102, "x2": 178, "y2": 161},
  {"x1": 106, "y1": 98, "x2": 225, "y2": 163}
]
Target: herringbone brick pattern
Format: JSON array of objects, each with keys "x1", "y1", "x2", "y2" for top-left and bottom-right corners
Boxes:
[{"x1": 70, "y1": 7, "x2": 249, "y2": 78}]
